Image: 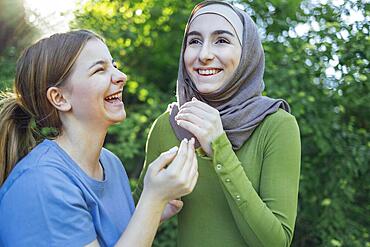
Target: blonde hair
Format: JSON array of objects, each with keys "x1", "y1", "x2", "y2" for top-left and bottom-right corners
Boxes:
[{"x1": 0, "y1": 30, "x2": 102, "y2": 185}]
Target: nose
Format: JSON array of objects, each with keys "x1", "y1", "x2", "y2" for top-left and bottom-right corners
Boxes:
[
  {"x1": 198, "y1": 43, "x2": 214, "y2": 64},
  {"x1": 112, "y1": 68, "x2": 127, "y2": 85}
]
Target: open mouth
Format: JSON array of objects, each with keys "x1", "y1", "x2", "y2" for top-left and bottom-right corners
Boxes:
[
  {"x1": 104, "y1": 91, "x2": 122, "y2": 104},
  {"x1": 196, "y1": 68, "x2": 222, "y2": 76}
]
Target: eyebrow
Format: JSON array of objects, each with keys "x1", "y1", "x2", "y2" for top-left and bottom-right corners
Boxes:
[
  {"x1": 88, "y1": 59, "x2": 115, "y2": 70},
  {"x1": 187, "y1": 30, "x2": 235, "y2": 37}
]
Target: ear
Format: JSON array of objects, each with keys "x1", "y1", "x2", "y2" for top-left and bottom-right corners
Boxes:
[{"x1": 46, "y1": 86, "x2": 71, "y2": 112}]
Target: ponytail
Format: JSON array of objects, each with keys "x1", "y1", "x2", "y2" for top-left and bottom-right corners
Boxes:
[
  {"x1": 0, "y1": 29, "x2": 103, "y2": 186},
  {"x1": 0, "y1": 93, "x2": 36, "y2": 185}
]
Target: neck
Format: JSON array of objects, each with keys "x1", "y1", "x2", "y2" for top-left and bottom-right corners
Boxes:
[{"x1": 55, "y1": 122, "x2": 107, "y2": 181}]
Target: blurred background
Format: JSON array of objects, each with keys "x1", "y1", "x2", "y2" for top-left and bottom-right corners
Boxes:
[{"x1": 0, "y1": 0, "x2": 369, "y2": 246}]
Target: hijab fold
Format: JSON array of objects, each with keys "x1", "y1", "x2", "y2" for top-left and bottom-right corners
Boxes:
[{"x1": 169, "y1": 0, "x2": 290, "y2": 150}]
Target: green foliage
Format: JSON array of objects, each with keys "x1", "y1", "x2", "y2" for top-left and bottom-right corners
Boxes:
[
  {"x1": 0, "y1": 48, "x2": 17, "y2": 90},
  {"x1": 0, "y1": 0, "x2": 368, "y2": 246},
  {"x1": 72, "y1": 0, "x2": 369, "y2": 246},
  {"x1": 0, "y1": 0, "x2": 39, "y2": 91},
  {"x1": 153, "y1": 217, "x2": 178, "y2": 247},
  {"x1": 71, "y1": 0, "x2": 199, "y2": 174}
]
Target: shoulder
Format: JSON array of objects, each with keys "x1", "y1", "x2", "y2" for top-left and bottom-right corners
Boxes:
[
  {"x1": 148, "y1": 110, "x2": 172, "y2": 136},
  {"x1": 258, "y1": 109, "x2": 301, "y2": 154},
  {"x1": 0, "y1": 164, "x2": 82, "y2": 204},
  {"x1": 261, "y1": 109, "x2": 299, "y2": 134},
  {"x1": 100, "y1": 147, "x2": 128, "y2": 175},
  {"x1": 153, "y1": 110, "x2": 171, "y2": 128},
  {"x1": 0, "y1": 165, "x2": 95, "y2": 246},
  {"x1": 265, "y1": 108, "x2": 297, "y2": 124},
  {"x1": 0, "y1": 141, "x2": 78, "y2": 199},
  {"x1": 249, "y1": 109, "x2": 300, "y2": 150},
  {"x1": 101, "y1": 147, "x2": 122, "y2": 165}
]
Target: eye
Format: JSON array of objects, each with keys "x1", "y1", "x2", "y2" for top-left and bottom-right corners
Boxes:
[
  {"x1": 216, "y1": 38, "x2": 230, "y2": 44},
  {"x1": 94, "y1": 67, "x2": 105, "y2": 74},
  {"x1": 188, "y1": 38, "x2": 202, "y2": 45}
]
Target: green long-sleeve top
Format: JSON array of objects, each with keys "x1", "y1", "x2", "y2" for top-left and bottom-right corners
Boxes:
[{"x1": 133, "y1": 109, "x2": 301, "y2": 247}]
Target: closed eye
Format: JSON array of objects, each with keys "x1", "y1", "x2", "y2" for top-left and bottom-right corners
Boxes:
[{"x1": 94, "y1": 67, "x2": 105, "y2": 74}]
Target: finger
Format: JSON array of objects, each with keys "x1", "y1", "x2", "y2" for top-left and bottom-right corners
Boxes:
[
  {"x1": 190, "y1": 151, "x2": 198, "y2": 179},
  {"x1": 179, "y1": 103, "x2": 219, "y2": 124},
  {"x1": 175, "y1": 112, "x2": 208, "y2": 128},
  {"x1": 180, "y1": 103, "x2": 209, "y2": 117},
  {"x1": 149, "y1": 146, "x2": 178, "y2": 174},
  {"x1": 189, "y1": 171, "x2": 199, "y2": 191},
  {"x1": 168, "y1": 199, "x2": 184, "y2": 211},
  {"x1": 177, "y1": 106, "x2": 209, "y2": 121},
  {"x1": 180, "y1": 138, "x2": 195, "y2": 175},
  {"x1": 166, "y1": 138, "x2": 188, "y2": 173},
  {"x1": 176, "y1": 120, "x2": 205, "y2": 139},
  {"x1": 181, "y1": 98, "x2": 216, "y2": 114},
  {"x1": 160, "y1": 200, "x2": 184, "y2": 222},
  {"x1": 185, "y1": 151, "x2": 198, "y2": 186}
]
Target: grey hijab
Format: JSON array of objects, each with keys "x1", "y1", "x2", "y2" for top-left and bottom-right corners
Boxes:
[{"x1": 169, "y1": 0, "x2": 290, "y2": 150}]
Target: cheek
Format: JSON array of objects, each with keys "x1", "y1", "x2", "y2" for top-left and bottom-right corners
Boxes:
[
  {"x1": 73, "y1": 86, "x2": 90, "y2": 100},
  {"x1": 232, "y1": 56, "x2": 240, "y2": 70},
  {"x1": 70, "y1": 85, "x2": 100, "y2": 107},
  {"x1": 225, "y1": 55, "x2": 240, "y2": 72},
  {"x1": 232, "y1": 47, "x2": 242, "y2": 68},
  {"x1": 184, "y1": 48, "x2": 195, "y2": 71},
  {"x1": 220, "y1": 47, "x2": 241, "y2": 69}
]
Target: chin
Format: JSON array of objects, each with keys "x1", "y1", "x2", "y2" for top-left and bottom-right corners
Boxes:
[
  {"x1": 195, "y1": 84, "x2": 219, "y2": 94},
  {"x1": 191, "y1": 79, "x2": 222, "y2": 94},
  {"x1": 115, "y1": 112, "x2": 127, "y2": 123},
  {"x1": 107, "y1": 111, "x2": 126, "y2": 125}
]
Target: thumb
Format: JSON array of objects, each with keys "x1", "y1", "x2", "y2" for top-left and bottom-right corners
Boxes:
[
  {"x1": 168, "y1": 199, "x2": 183, "y2": 211},
  {"x1": 149, "y1": 146, "x2": 178, "y2": 174}
]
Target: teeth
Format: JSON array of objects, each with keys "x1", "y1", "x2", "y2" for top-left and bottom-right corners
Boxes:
[
  {"x1": 198, "y1": 69, "x2": 220, "y2": 75},
  {"x1": 105, "y1": 92, "x2": 121, "y2": 100}
]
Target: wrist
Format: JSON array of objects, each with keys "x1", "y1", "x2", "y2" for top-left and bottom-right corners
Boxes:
[
  {"x1": 207, "y1": 130, "x2": 225, "y2": 150},
  {"x1": 141, "y1": 188, "x2": 168, "y2": 210}
]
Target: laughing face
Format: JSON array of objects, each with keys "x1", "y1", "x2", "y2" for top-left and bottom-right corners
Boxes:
[
  {"x1": 63, "y1": 38, "x2": 127, "y2": 128},
  {"x1": 184, "y1": 13, "x2": 242, "y2": 94}
]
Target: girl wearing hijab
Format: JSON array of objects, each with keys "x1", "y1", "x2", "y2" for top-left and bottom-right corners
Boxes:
[
  {"x1": 0, "y1": 30, "x2": 198, "y2": 246},
  {"x1": 134, "y1": 1, "x2": 301, "y2": 246}
]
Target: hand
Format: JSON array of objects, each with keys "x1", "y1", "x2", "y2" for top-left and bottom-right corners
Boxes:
[
  {"x1": 160, "y1": 199, "x2": 183, "y2": 223},
  {"x1": 175, "y1": 98, "x2": 224, "y2": 156},
  {"x1": 143, "y1": 138, "x2": 198, "y2": 206}
]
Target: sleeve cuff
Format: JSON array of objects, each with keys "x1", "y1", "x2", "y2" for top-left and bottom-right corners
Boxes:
[
  {"x1": 196, "y1": 147, "x2": 212, "y2": 160},
  {"x1": 211, "y1": 132, "x2": 238, "y2": 172}
]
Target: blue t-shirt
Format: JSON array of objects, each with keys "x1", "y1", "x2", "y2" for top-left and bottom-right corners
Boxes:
[{"x1": 0, "y1": 139, "x2": 135, "y2": 247}]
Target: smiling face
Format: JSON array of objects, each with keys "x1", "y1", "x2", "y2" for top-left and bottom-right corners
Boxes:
[
  {"x1": 62, "y1": 38, "x2": 127, "y2": 128},
  {"x1": 184, "y1": 13, "x2": 242, "y2": 94}
]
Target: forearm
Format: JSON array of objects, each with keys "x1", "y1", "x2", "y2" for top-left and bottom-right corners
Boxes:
[
  {"x1": 115, "y1": 191, "x2": 166, "y2": 247},
  {"x1": 214, "y1": 151, "x2": 291, "y2": 246},
  {"x1": 219, "y1": 173, "x2": 292, "y2": 247},
  {"x1": 133, "y1": 116, "x2": 164, "y2": 205},
  {"x1": 211, "y1": 130, "x2": 299, "y2": 246},
  {"x1": 132, "y1": 173, "x2": 145, "y2": 205}
]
